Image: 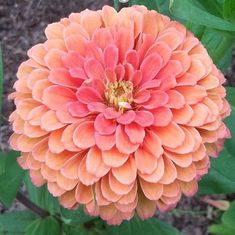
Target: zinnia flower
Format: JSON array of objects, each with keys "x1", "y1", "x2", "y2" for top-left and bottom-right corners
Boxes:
[{"x1": 9, "y1": 5, "x2": 230, "y2": 225}]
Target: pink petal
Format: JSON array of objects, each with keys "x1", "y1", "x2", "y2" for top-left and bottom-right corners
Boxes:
[
  {"x1": 65, "y1": 35, "x2": 87, "y2": 56},
  {"x1": 152, "y1": 107, "x2": 172, "y2": 127},
  {"x1": 76, "y1": 86, "x2": 102, "y2": 104},
  {"x1": 48, "y1": 68, "x2": 82, "y2": 89},
  {"x1": 143, "y1": 130, "x2": 163, "y2": 157},
  {"x1": 88, "y1": 102, "x2": 107, "y2": 112},
  {"x1": 154, "y1": 122, "x2": 185, "y2": 149},
  {"x1": 68, "y1": 101, "x2": 90, "y2": 117},
  {"x1": 103, "y1": 108, "x2": 121, "y2": 119},
  {"x1": 92, "y1": 28, "x2": 114, "y2": 49},
  {"x1": 42, "y1": 85, "x2": 76, "y2": 110},
  {"x1": 166, "y1": 90, "x2": 185, "y2": 109},
  {"x1": 95, "y1": 132, "x2": 115, "y2": 151},
  {"x1": 102, "y1": 147, "x2": 129, "y2": 167},
  {"x1": 142, "y1": 91, "x2": 168, "y2": 109},
  {"x1": 86, "y1": 146, "x2": 110, "y2": 177},
  {"x1": 117, "y1": 111, "x2": 136, "y2": 125},
  {"x1": 44, "y1": 49, "x2": 65, "y2": 69},
  {"x1": 115, "y1": 27, "x2": 134, "y2": 62},
  {"x1": 62, "y1": 51, "x2": 85, "y2": 69},
  {"x1": 134, "y1": 110, "x2": 154, "y2": 127},
  {"x1": 104, "y1": 45, "x2": 119, "y2": 69},
  {"x1": 116, "y1": 125, "x2": 139, "y2": 154},
  {"x1": 112, "y1": 158, "x2": 137, "y2": 184},
  {"x1": 140, "y1": 54, "x2": 162, "y2": 84},
  {"x1": 135, "y1": 147, "x2": 158, "y2": 174},
  {"x1": 146, "y1": 41, "x2": 171, "y2": 66},
  {"x1": 94, "y1": 113, "x2": 116, "y2": 135},
  {"x1": 134, "y1": 90, "x2": 151, "y2": 104},
  {"x1": 125, "y1": 123, "x2": 145, "y2": 144},
  {"x1": 73, "y1": 121, "x2": 95, "y2": 149},
  {"x1": 84, "y1": 58, "x2": 104, "y2": 81},
  {"x1": 125, "y1": 50, "x2": 139, "y2": 69}
]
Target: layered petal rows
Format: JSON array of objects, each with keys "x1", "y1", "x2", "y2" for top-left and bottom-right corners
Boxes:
[{"x1": 10, "y1": 6, "x2": 230, "y2": 225}]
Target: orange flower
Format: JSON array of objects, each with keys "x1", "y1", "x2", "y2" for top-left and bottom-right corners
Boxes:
[{"x1": 9, "y1": 6, "x2": 230, "y2": 225}]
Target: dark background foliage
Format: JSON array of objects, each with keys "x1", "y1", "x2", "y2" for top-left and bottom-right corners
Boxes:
[{"x1": 0, "y1": 1, "x2": 235, "y2": 235}]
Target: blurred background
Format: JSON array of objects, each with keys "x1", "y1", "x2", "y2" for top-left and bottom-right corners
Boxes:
[{"x1": 0, "y1": 1, "x2": 235, "y2": 235}]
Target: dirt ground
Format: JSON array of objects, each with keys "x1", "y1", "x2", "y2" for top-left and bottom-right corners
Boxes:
[{"x1": 0, "y1": 1, "x2": 235, "y2": 235}]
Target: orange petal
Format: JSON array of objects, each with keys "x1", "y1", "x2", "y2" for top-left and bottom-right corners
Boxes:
[
  {"x1": 136, "y1": 191, "x2": 156, "y2": 220},
  {"x1": 17, "y1": 135, "x2": 45, "y2": 152},
  {"x1": 30, "y1": 169, "x2": 46, "y2": 187},
  {"x1": 112, "y1": 158, "x2": 137, "y2": 185},
  {"x1": 101, "y1": 175, "x2": 122, "y2": 202},
  {"x1": 139, "y1": 177, "x2": 163, "y2": 200},
  {"x1": 102, "y1": 147, "x2": 129, "y2": 168},
  {"x1": 59, "y1": 189, "x2": 77, "y2": 209},
  {"x1": 109, "y1": 172, "x2": 134, "y2": 195},
  {"x1": 47, "y1": 181, "x2": 65, "y2": 197},
  {"x1": 45, "y1": 22, "x2": 65, "y2": 39},
  {"x1": 56, "y1": 171, "x2": 79, "y2": 190},
  {"x1": 163, "y1": 181, "x2": 180, "y2": 197},
  {"x1": 41, "y1": 110, "x2": 66, "y2": 131},
  {"x1": 75, "y1": 183, "x2": 93, "y2": 204},
  {"x1": 179, "y1": 179, "x2": 198, "y2": 196},
  {"x1": 48, "y1": 128, "x2": 65, "y2": 154},
  {"x1": 143, "y1": 130, "x2": 163, "y2": 157},
  {"x1": 116, "y1": 125, "x2": 139, "y2": 154},
  {"x1": 73, "y1": 121, "x2": 95, "y2": 149},
  {"x1": 32, "y1": 138, "x2": 49, "y2": 162},
  {"x1": 159, "y1": 157, "x2": 177, "y2": 184},
  {"x1": 46, "y1": 150, "x2": 75, "y2": 170},
  {"x1": 78, "y1": 156, "x2": 99, "y2": 186},
  {"x1": 176, "y1": 164, "x2": 196, "y2": 182},
  {"x1": 86, "y1": 146, "x2": 110, "y2": 177},
  {"x1": 118, "y1": 182, "x2": 137, "y2": 205},
  {"x1": 154, "y1": 122, "x2": 185, "y2": 148},
  {"x1": 40, "y1": 164, "x2": 57, "y2": 182},
  {"x1": 165, "y1": 151, "x2": 192, "y2": 168},
  {"x1": 138, "y1": 156, "x2": 164, "y2": 183},
  {"x1": 172, "y1": 104, "x2": 193, "y2": 125},
  {"x1": 135, "y1": 147, "x2": 158, "y2": 174},
  {"x1": 61, "y1": 153, "x2": 83, "y2": 180}
]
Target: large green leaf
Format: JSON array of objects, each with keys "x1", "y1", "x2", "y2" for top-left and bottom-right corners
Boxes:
[
  {"x1": 25, "y1": 216, "x2": 61, "y2": 235},
  {"x1": 198, "y1": 87, "x2": 235, "y2": 194},
  {"x1": 170, "y1": 0, "x2": 235, "y2": 32},
  {"x1": 200, "y1": 29, "x2": 234, "y2": 70},
  {"x1": 24, "y1": 173, "x2": 60, "y2": 214},
  {"x1": 129, "y1": 0, "x2": 159, "y2": 10},
  {"x1": 0, "y1": 47, "x2": 3, "y2": 117},
  {"x1": 107, "y1": 215, "x2": 181, "y2": 235},
  {"x1": 0, "y1": 151, "x2": 25, "y2": 207},
  {"x1": 224, "y1": 0, "x2": 235, "y2": 23},
  {"x1": 209, "y1": 201, "x2": 235, "y2": 235},
  {"x1": 0, "y1": 211, "x2": 36, "y2": 235},
  {"x1": 60, "y1": 206, "x2": 95, "y2": 225}
]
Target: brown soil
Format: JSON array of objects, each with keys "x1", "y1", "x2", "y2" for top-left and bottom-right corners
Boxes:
[{"x1": 0, "y1": 1, "x2": 234, "y2": 235}]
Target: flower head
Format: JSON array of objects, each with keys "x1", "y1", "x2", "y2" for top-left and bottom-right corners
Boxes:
[{"x1": 9, "y1": 5, "x2": 230, "y2": 225}]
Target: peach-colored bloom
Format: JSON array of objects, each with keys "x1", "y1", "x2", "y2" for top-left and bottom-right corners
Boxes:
[{"x1": 9, "y1": 6, "x2": 230, "y2": 225}]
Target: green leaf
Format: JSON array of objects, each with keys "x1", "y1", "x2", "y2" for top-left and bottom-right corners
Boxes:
[
  {"x1": 224, "y1": 87, "x2": 235, "y2": 154},
  {"x1": 24, "y1": 173, "x2": 60, "y2": 214},
  {"x1": 222, "y1": 201, "x2": 235, "y2": 229},
  {"x1": 0, "y1": 151, "x2": 25, "y2": 207},
  {"x1": 0, "y1": 211, "x2": 36, "y2": 235},
  {"x1": 209, "y1": 224, "x2": 235, "y2": 235},
  {"x1": 209, "y1": 201, "x2": 235, "y2": 235},
  {"x1": 200, "y1": 29, "x2": 235, "y2": 69},
  {"x1": 224, "y1": 0, "x2": 235, "y2": 23},
  {"x1": 198, "y1": 87, "x2": 235, "y2": 195},
  {"x1": 113, "y1": 0, "x2": 120, "y2": 11},
  {"x1": 60, "y1": 206, "x2": 95, "y2": 225},
  {"x1": 198, "y1": 0, "x2": 223, "y2": 17},
  {"x1": 170, "y1": 0, "x2": 235, "y2": 32},
  {"x1": 0, "y1": 46, "x2": 3, "y2": 117},
  {"x1": 25, "y1": 216, "x2": 61, "y2": 235},
  {"x1": 107, "y1": 215, "x2": 181, "y2": 235}
]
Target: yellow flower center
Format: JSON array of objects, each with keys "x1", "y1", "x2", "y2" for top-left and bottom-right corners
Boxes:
[{"x1": 105, "y1": 81, "x2": 133, "y2": 112}]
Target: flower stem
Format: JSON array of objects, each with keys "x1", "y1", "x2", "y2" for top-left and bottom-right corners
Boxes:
[{"x1": 16, "y1": 191, "x2": 49, "y2": 218}]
